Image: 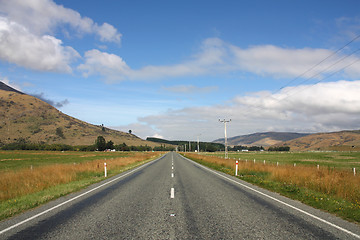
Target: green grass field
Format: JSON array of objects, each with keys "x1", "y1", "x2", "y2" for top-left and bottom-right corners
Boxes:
[
  {"x1": 0, "y1": 151, "x2": 159, "y2": 220},
  {"x1": 0, "y1": 151, "x2": 131, "y2": 172},
  {"x1": 186, "y1": 152, "x2": 360, "y2": 223},
  {"x1": 205, "y1": 151, "x2": 360, "y2": 169}
]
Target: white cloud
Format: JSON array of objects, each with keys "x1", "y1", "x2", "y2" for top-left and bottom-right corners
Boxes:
[
  {"x1": 0, "y1": 0, "x2": 121, "y2": 43},
  {"x1": 78, "y1": 49, "x2": 130, "y2": 80},
  {"x1": 121, "y1": 80, "x2": 360, "y2": 141},
  {"x1": 95, "y1": 23, "x2": 121, "y2": 43},
  {"x1": 78, "y1": 38, "x2": 229, "y2": 81},
  {"x1": 231, "y1": 45, "x2": 331, "y2": 78},
  {"x1": 0, "y1": 17, "x2": 79, "y2": 72},
  {"x1": 234, "y1": 80, "x2": 360, "y2": 116},
  {"x1": 78, "y1": 38, "x2": 360, "y2": 82}
]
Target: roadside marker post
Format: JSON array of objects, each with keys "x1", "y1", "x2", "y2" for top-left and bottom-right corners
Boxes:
[
  {"x1": 104, "y1": 162, "x2": 107, "y2": 177},
  {"x1": 354, "y1": 168, "x2": 356, "y2": 176},
  {"x1": 235, "y1": 160, "x2": 238, "y2": 176}
]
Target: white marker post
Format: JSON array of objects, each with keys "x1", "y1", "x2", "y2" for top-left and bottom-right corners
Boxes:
[
  {"x1": 104, "y1": 162, "x2": 107, "y2": 177},
  {"x1": 235, "y1": 160, "x2": 238, "y2": 176},
  {"x1": 354, "y1": 168, "x2": 356, "y2": 176}
]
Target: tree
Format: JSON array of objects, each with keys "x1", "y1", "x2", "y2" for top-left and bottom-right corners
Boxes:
[
  {"x1": 56, "y1": 127, "x2": 65, "y2": 139},
  {"x1": 106, "y1": 140, "x2": 114, "y2": 150},
  {"x1": 95, "y1": 136, "x2": 106, "y2": 151},
  {"x1": 129, "y1": 130, "x2": 132, "y2": 134}
]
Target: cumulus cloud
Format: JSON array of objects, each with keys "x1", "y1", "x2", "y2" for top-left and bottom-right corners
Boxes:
[
  {"x1": 231, "y1": 45, "x2": 330, "y2": 78},
  {"x1": 78, "y1": 49, "x2": 130, "y2": 80},
  {"x1": 120, "y1": 80, "x2": 360, "y2": 141},
  {"x1": 78, "y1": 38, "x2": 230, "y2": 81},
  {"x1": 78, "y1": 38, "x2": 360, "y2": 82},
  {"x1": 0, "y1": 0, "x2": 121, "y2": 43},
  {"x1": 0, "y1": 17, "x2": 79, "y2": 72}
]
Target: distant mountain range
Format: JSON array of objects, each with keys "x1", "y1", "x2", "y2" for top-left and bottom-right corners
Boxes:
[
  {"x1": 0, "y1": 81, "x2": 160, "y2": 147},
  {"x1": 213, "y1": 130, "x2": 360, "y2": 151},
  {"x1": 213, "y1": 132, "x2": 310, "y2": 147}
]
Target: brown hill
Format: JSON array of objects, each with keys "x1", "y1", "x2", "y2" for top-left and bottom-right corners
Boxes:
[
  {"x1": 0, "y1": 86, "x2": 159, "y2": 147},
  {"x1": 213, "y1": 132, "x2": 309, "y2": 147},
  {"x1": 279, "y1": 130, "x2": 360, "y2": 151}
]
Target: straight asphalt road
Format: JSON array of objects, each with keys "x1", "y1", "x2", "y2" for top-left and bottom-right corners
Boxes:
[{"x1": 1, "y1": 152, "x2": 360, "y2": 239}]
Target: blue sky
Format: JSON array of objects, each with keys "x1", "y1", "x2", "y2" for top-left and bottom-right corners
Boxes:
[{"x1": 1, "y1": 0, "x2": 360, "y2": 141}]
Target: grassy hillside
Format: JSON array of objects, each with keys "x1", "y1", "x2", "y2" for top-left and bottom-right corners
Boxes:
[
  {"x1": 280, "y1": 130, "x2": 360, "y2": 151},
  {"x1": 213, "y1": 132, "x2": 309, "y2": 147},
  {"x1": 0, "y1": 89, "x2": 158, "y2": 147}
]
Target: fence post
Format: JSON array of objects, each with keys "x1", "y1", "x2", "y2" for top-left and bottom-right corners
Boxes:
[
  {"x1": 317, "y1": 164, "x2": 319, "y2": 170},
  {"x1": 277, "y1": 162, "x2": 279, "y2": 167},
  {"x1": 104, "y1": 162, "x2": 107, "y2": 177},
  {"x1": 235, "y1": 160, "x2": 238, "y2": 176},
  {"x1": 354, "y1": 168, "x2": 356, "y2": 176}
]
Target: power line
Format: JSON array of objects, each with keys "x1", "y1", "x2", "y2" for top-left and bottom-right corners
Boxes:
[
  {"x1": 273, "y1": 47, "x2": 360, "y2": 100},
  {"x1": 215, "y1": 33, "x2": 360, "y2": 137},
  {"x1": 237, "y1": 33, "x2": 360, "y2": 116},
  {"x1": 273, "y1": 33, "x2": 360, "y2": 95},
  {"x1": 276, "y1": 57, "x2": 360, "y2": 102}
]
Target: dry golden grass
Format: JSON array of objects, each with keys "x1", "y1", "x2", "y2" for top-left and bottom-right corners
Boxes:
[
  {"x1": 0, "y1": 152, "x2": 158, "y2": 201},
  {"x1": 187, "y1": 153, "x2": 360, "y2": 204}
]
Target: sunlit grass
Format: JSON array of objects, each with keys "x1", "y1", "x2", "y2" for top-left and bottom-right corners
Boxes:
[
  {"x1": 0, "y1": 151, "x2": 160, "y2": 220},
  {"x1": 185, "y1": 152, "x2": 360, "y2": 222},
  {"x1": 206, "y1": 151, "x2": 360, "y2": 169}
]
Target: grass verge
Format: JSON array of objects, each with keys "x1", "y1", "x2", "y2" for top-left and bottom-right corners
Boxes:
[
  {"x1": 0, "y1": 152, "x2": 161, "y2": 221},
  {"x1": 184, "y1": 153, "x2": 360, "y2": 223}
]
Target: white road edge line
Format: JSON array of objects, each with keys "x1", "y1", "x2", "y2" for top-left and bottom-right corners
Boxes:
[
  {"x1": 181, "y1": 154, "x2": 360, "y2": 239},
  {"x1": 171, "y1": 188, "x2": 175, "y2": 198},
  {"x1": 0, "y1": 156, "x2": 163, "y2": 235}
]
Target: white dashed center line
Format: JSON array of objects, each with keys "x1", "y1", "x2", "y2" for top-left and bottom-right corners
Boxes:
[{"x1": 170, "y1": 188, "x2": 175, "y2": 198}]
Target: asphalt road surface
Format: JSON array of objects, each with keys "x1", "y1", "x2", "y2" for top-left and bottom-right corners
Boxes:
[{"x1": 1, "y1": 152, "x2": 360, "y2": 239}]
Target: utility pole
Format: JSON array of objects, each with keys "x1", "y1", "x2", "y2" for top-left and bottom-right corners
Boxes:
[
  {"x1": 189, "y1": 141, "x2": 191, "y2": 152},
  {"x1": 219, "y1": 119, "x2": 231, "y2": 159}
]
